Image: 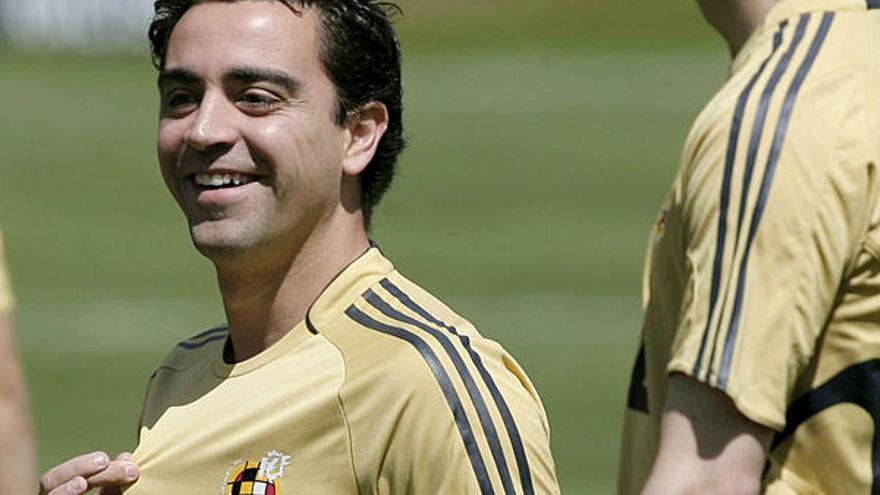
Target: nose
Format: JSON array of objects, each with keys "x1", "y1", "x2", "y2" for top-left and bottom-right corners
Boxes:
[{"x1": 185, "y1": 92, "x2": 238, "y2": 152}]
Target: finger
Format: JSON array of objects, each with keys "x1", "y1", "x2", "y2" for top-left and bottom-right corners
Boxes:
[
  {"x1": 85, "y1": 459, "x2": 139, "y2": 487},
  {"x1": 94, "y1": 452, "x2": 136, "y2": 495},
  {"x1": 40, "y1": 452, "x2": 109, "y2": 493},
  {"x1": 45, "y1": 476, "x2": 88, "y2": 495}
]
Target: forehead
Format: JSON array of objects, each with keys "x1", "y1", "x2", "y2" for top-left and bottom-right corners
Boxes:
[{"x1": 165, "y1": 1, "x2": 322, "y2": 74}]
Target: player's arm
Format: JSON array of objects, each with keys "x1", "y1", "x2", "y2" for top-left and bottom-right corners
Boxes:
[
  {"x1": 641, "y1": 374, "x2": 772, "y2": 495},
  {"x1": 0, "y1": 313, "x2": 37, "y2": 493},
  {"x1": 0, "y1": 234, "x2": 37, "y2": 493}
]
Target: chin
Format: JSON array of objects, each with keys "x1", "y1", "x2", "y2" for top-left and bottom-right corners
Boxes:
[{"x1": 188, "y1": 221, "x2": 257, "y2": 260}]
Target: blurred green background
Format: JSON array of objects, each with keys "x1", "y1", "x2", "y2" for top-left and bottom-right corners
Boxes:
[{"x1": 0, "y1": 0, "x2": 729, "y2": 492}]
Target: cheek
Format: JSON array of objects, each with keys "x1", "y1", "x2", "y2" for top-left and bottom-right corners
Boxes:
[
  {"x1": 251, "y1": 119, "x2": 344, "y2": 176},
  {"x1": 256, "y1": 121, "x2": 295, "y2": 149},
  {"x1": 157, "y1": 121, "x2": 183, "y2": 165},
  {"x1": 156, "y1": 121, "x2": 186, "y2": 188}
]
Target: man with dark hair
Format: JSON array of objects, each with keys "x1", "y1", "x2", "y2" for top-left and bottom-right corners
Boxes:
[
  {"x1": 148, "y1": 0, "x2": 405, "y2": 228},
  {"x1": 37, "y1": 1, "x2": 559, "y2": 494}
]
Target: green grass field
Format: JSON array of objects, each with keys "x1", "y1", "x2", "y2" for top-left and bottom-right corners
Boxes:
[{"x1": 0, "y1": 2, "x2": 729, "y2": 492}]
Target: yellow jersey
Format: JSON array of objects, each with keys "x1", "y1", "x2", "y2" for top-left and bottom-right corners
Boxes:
[
  {"x1": 0, "y1": 230, "x2": 14, "y2": 316},
  {"x1": 619, "y1": 0, "x2": 880, "y2": 493},
  {"x1": 127, "y1": 247, "x2": 559, "y2": 495}
]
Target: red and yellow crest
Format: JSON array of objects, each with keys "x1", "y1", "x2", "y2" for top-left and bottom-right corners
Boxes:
[{"x1": 223, "y1": 451, "x2": 291, "y2": 495}]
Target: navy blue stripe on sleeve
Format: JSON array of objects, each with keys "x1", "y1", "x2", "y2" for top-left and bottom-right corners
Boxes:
[
  {"x1": 378, "y1": 278, "x2": 536, "y2": 495},
  {"x1": 718, "y1": 12, "x2": 835, "y2": 389},
  {"x1": 177, "y1": 327, "x2": 229, "y2": 350},
  {"x1": 706, "y1": 12, "x2": 812, "y2": 381},
  {"x1": 189, "y1": 326, "x2": 228, "y2": 341},
  {"x1": 344, "y1": 304, "x2": 496, "y2": 495},
  {"x1": 363, "y1": 289, "x2": 516, "y2": 495},
  {"x1": 692, "y1": 20, "x2": 789, "y2": 378}
]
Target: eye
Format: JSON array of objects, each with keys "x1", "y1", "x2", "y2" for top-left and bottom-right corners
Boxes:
[
  {"x1": 237, "y1": 90, "x2": 283, "y2": 114},
  {"x1": 161, "y1": 90, "x2": 199, "y2": 117}
]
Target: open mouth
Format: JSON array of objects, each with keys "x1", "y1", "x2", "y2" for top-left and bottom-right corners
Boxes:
[{"x1": 192, "y1": 173, "x2": 258, "y2": 190}]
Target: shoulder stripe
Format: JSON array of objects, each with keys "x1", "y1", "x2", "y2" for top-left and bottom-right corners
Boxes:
[
  {"x1": 189, "y1": 326, "x2": 228, "y2": 341},
  {"x1": 177, "y1": 332, "x2": 227, "y2": 350},
  {"x1": 706, "y1": 12, "x2": 812, "y2": 380},
  {"x1": 734, "y1": 13, "x2": 810, "y2": 247},
  {"x1": 344, "y1": 304, "x2": 495, "y2": 495},
  {"x1": 692, "y1": 20, "x2": 789, "y2": 377},
  {"x1": 378, "y1": 279, "x2": 536, "y2": 495},
  {"x1": 718, "y1": 12, "x2": 835, "y2": 389},
  {"x1": 364, "y1": 288, "x2": 516, "y2": 495},
  {"x1": 177, "y1": 326, "x2": 229, "y2": 350}
]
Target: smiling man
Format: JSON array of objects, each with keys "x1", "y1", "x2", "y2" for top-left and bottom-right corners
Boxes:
[{"x1": 37, "y1": 1, "x2": 559, "y2": 494}]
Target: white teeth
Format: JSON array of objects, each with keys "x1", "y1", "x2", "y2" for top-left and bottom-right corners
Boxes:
[{"x1": 194, "y1": 173, "x2": 255, "y2": 188}]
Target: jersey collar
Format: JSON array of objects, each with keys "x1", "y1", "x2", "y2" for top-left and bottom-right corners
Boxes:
[
  {"x1": 212, "y1": 245, "x2": 394, "y2": 377},
  {"x1": 305, "y1": 245, "x2": 395, "y2": 333}
]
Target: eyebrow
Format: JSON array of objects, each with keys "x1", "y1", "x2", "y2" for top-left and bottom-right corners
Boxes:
[
  {"x1": 157, "y1": 67, "x2": 202, "y2": 89},
  {"x1": 224, "y1": 66, "x2": 302, "y2": 95},
  {"x1": 157, "y1": 66, "x2": 302, "y2": 95}
]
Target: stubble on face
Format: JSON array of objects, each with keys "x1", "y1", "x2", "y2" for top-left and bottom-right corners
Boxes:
[{"x1": 156, "y1": 1, "x2": 348, "y2": 266}]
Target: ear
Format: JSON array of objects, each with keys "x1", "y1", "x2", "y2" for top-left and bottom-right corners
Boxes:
[{"x1": 341, "y1": 101, "x2": 389, "y2": 177}]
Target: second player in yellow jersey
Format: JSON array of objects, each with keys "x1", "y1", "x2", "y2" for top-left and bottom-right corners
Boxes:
[{"x1": 620, "y1": 0, "x2": 880, "y2": 493}]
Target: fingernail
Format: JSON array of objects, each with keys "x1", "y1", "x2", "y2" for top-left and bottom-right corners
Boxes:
[
  {"x1": 125, "y1": 462, "x2": 137, "y2": 478},
  {"x1": 93, "y1": 453, "x2": 109, "y2": 468},
  {"x1": 70, "y1": 477, "x2": 87, "y2": 493}
]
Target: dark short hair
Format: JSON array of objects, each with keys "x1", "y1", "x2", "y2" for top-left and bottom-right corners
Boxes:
[{"x1": 149, "y1": 0, "x2": 405, "y2": 227}]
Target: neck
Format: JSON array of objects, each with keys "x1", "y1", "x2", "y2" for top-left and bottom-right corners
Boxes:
[
  {"x1": 214, "y1": 211, "x2": 370, "y2": 362},
  {"x1": 698, "y1": 0, "x2": 776, "y2": 57}
]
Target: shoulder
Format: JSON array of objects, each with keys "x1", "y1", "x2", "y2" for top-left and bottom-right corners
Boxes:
[
  {"x1": 689, "y1": 14, "x2": 873, "y2": 161},
  {"x1": 317, "y1": 271, "x2": 558, "y2": 492},
  {"x1": 772, "y1": 12, "x2": 877, "y2": 151},
  {"x1": 318, "y1": 266, "x2": 550, "y2": 439},
  {"x1": 154, "y1": 325, "x2": 229, "y2": 373},
  {"x1": 317, "y1": 270, "x2": 490, "y2": 390}
]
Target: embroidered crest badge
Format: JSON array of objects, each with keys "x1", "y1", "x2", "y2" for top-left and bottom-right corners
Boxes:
[{"x1": 223, "y1": 451, "x2": 292, "y2": 495}]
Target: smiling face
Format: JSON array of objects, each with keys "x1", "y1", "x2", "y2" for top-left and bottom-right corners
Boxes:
[{"x1": 157, "y1": 1, "x2": 352, "y2": 263}]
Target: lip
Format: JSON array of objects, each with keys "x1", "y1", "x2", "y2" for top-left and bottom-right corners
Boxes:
[
  {"x1": 178, "y1": 173, "x2": 265, "y2": 208},
  {"x1": 176, "y1": 164, "x2": 265, "y2": 179},
  {"x1": 195, "y1": 180, "x2": 261, "y2": 205}
]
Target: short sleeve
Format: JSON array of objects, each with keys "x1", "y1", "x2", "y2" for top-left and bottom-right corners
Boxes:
[
  {"x1": 667, "y1": 70, "x2": 872, "y2": 430},
  {"x1": 0, "y1": 231, "x2": 14, "y2": 316}
]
